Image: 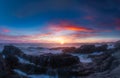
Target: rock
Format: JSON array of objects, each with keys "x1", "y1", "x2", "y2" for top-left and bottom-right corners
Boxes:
[
  {"x1": 95, "y1": 44, "x2": 108, "y2": 52},
  {"x1": 89, "y1": 52, "x2": 110, "y2": 64},
  {"x1": 17, "y1": 63, "x2": 46, "y2": 74},
  {"x1": 5, "y1": 55, "x2": 19, "y2": 69},
  {"x1": 112, "y1": 50, "x2": 120, "y2": 63},
  {"x1": 2, "y1": 45, "x2": 24, "y2": 57},
  {"x1": 109, "y1": 65, "x2": 120, "y2": 78},
  {"x1": 0, "y1": 54, "x2": 8, "y2": 77},
  {"x1": 50, "y1": 47, "x2": 70, "y2": 50},
  {"x1": 62, "y1": 47, "x2": 76, "y2": 53},
  {"x1": 58, "y1": 63, "x2": 94, "y2": 76},
  {"x1": 89, "y1": 52, "x2": 114, "y2": 72},
  {"x1": 114, "y1": 41, "x2": 120, "y2": 50},
  {"x1": 75, "y1": 45, "x2": 96, "y2": 53},
  {"x1": 37, "y1": 53, "x2": 80, "y2": 68}
]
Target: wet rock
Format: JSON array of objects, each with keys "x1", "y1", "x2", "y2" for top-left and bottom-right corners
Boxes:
[
  {"x1": 58, "y1": 63, "x2": 94, "y2": 76},
  {"x1": 2, "y1": 45, "x2": 24, "y2": 57},
  {"x1": 50, "y1": 47, "x2": 70, "y2": 50},
  {"x1": 5, "y1": 55, "x2": 19, "y2": 70},
  {"x1": 62, "y1": 47, "x2": 76, "y2": 53},
  {"x1": 95, "y1": 44, "x2": 108, "y2": 52},
  {"x1": 0, "y1": 54, "x2": 8, "y2": 77},
  {"x1": 109, "y1": 65, "x2": 120, "y2": 78},
  {"x1": 89, "y1": 52, "x2": 114, "y2": 72},
  {"x1": 37, "y1": 53, "x2": 80, "y2": 68},
  {"x1": 75, "y1": 45, "x2": 96, "y2": 53},
  {"x1": 114, "y1": 41, "x2": 120, "y2": 50},
  {"x1": 17, "y1": 63, "x2": 46, "y2": 74}
]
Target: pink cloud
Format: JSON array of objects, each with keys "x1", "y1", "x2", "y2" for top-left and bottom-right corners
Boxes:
[
  {"x1": 0, "y1": 27, "x2": 10, "y2": 33},
  {"x1": 116, "y1": 26, "x2": 120, "y2": 30},
  {"x1": 84, "y1": 16, "x2": 94, "y2": 20}
]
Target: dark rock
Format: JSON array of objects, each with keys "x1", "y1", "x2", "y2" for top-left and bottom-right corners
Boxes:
[
  {"x1": 37, "y1": 53, "x2": 80, "y2": 68},
  {"x1": 89, "y1": 52, "x2": 114, "y2": 72},
  {"x1": 62, "y1": 47, "x2": 76, "y2": 53},
  {"x1": 114, "y1": 41, "x2": 120, "y2": 50},
  {"x1": 5, "y1": 55, "x2": 19, "y2": 69},
  {"x1": 50, "y1": 47, "x2": 70, "y2": 50},
  {"x1": 2, "y1": 45, "x2": 24, "y2": 57},
  {"x1": 95, "y1": 44, "x2": 108, "y2": 52},
  {"x1": 0, "y1": 54, "x2": 8, "y2": 77},
  {"x1": 58, "y1": 63, "x2": 94, "y2": 76},
  {"x1": 75, "y1": 45, "x2": 96, "y2": 53},
  {"x1": 17, "y1": 63, "x2": 46, "y2": 74}
]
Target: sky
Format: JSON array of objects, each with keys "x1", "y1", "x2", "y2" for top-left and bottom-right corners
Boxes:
[{"x1": 0, "y1": 0, "x2": 120, "y2": 43}]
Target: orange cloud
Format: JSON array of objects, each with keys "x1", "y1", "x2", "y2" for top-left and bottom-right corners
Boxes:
[{"x1": 48, "y1": 22, "x2": 95, "y2": 32}]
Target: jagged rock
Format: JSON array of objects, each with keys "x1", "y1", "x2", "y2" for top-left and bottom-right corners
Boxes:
[
  {"x1": 95, "y1": 44, "x2": 108, "y2": 52},
  {"x1": 37, "y1": 53, "x2": 80, "y2": 68},
  {"x1": 114, "y1": 41, "x2": 120, "y2": 50},
  {"x1": 58, "y1": 63, "x2": 94, "y2": 76},
  {"x1": 62, "y1": 47, "x2": 76, "y2": 53},
  {"x1": 75, "y1": 45, "x2": 96, "y2": 53},
  {"x1": 89, "y1": 52, "x2": 114, "y2": 72},
  {"x1": 109, "y1": 65, "x2": 120, "y2": 78},
  {"x1": 2, "y1": 45, "x2": 24, "y2": 57},
  {"x1": 17, "y1": 63, "x2": 46, "y2": 74},
  {"x1": 5, "y1": 55, "x2": 19, "y2": 69},
  {"x1": 0, "y1": 54, "x2": 8, "y2": 77}
]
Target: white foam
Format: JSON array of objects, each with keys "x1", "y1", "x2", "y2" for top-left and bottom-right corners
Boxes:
[
  {"x1": 21, "y1": 49, "x2": 63, "y2": 56},
  {"x1": 28, "y1": 74, "x2": 55, "y2": 78},
  {"x1": 16, "y1": 56, "x2": 35, "y2": 65},
  {"x1": 107, "y1": 44, "x2": 114, "y2": 49},
  {"x1": 90, "y1": 52, "x2": 103, "y2": 55},
  {"x1": 13, "y1": 69, "x2": 27, "y2": 76},
  {"x1": 71, "y1": 54, "x2": 92, "y2": 63}
]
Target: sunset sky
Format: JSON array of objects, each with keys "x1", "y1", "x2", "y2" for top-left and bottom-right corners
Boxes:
[{"x1": 0, "y1": 0, "x2": 120, "y2": 43}]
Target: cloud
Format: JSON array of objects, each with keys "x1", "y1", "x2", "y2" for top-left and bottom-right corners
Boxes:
[
  {"x1": 47, "y1": 22, "x2": 96, "y2": 32},
  {"x1": 0, "y1": 27, "x2": 10, "y2": 33},
  {"x1": 84, "y1": 16, "x2": 94, "y2": 20},
  {"x1": 116, "y1": 26, "x2": 120, "y2": 30}
]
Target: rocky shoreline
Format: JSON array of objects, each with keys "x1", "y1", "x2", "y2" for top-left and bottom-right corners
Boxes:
[{"x1": 0, "y1": 41, "x2": 120, "y2": 78}]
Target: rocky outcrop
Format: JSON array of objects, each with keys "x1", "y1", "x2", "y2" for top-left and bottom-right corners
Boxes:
[
  {"x1": 89, "y1": 52, "x2": 114, "y2": 72},
  {"x1": 0, "y1": 54, "x2": 8, "y2": 77},
  {"x1": 114, "y1": 41, "x2": 120, "y2": 50},
  {"x1": 75, "y1": 45, "x2": 96, "y2": 53},
  {"x1": 36, "y1": 53, "x2": 79, "y2": 68},
  {"x1": 58, "y1": 63, "x2": 94, "y2": 76},
  {"x1": 62, "y1": 47, "x2": 76, "y2": 53},
  {"x1": 1, "y1": 44, "x2": 120, "y2": 78},
  {"x1": 95, "y1": 44, "x2": 108, "y2": 52},
  {"x1": 2, "y1": 45, "x2": 25, "y2": 57}
]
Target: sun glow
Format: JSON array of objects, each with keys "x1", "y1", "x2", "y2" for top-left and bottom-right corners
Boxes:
[
  {"x1": 60, "y1": 41, "x2": 64, "y2": 45},
  {"x1": 54, "y1": 37, "x2": 65, "y2": 45}
]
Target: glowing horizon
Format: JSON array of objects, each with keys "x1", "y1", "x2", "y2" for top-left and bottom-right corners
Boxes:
[{"x1": 0, "y1": 0, "x2": 120, "y2": 43}]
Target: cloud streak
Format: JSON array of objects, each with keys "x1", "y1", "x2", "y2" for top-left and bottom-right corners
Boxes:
[{"x1": 48, "y1": 22, "x2": 96, "y2": 32}]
